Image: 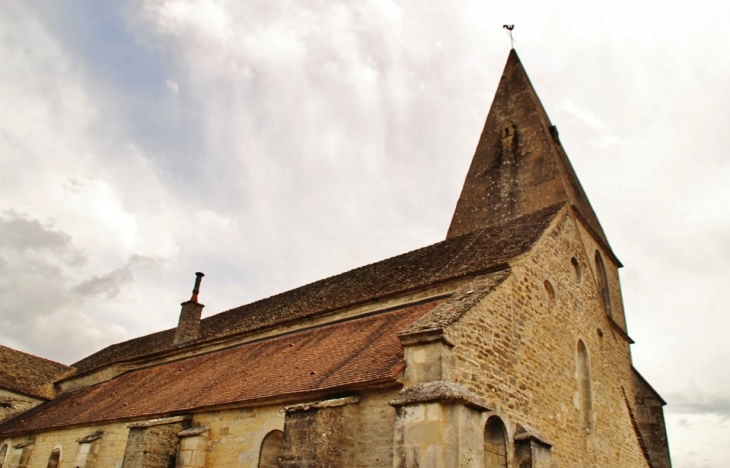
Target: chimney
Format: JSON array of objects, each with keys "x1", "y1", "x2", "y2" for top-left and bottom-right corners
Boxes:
[{"x1": 173, "y1": 272, "x2": 205, "y2": 346}]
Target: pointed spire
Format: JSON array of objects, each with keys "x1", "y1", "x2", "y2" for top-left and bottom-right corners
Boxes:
[{"x1": 446, "y1": 50, "x2": 612, "y2": 253}]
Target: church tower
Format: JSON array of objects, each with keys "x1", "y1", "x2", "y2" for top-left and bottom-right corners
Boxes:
[{"x1": 447, "y1": 50, "x2": 612, "y2": 259}]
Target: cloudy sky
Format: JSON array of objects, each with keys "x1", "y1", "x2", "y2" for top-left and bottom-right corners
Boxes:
[{"x1": 1, "y1": 1, "x2": 728, "y2": 466}]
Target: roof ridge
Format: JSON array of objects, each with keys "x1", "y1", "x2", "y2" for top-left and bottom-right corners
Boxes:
[
  {"x1": 72, "y1": 204, "x2": 563, "y2": 375},
  {"x1": 0, "y1": 345, "x2": 72, "y2": 369}
]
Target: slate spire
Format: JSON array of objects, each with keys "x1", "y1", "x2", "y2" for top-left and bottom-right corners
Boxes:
[{"x1": 446, "y1": 50, "x2": 612, "y2": 253}]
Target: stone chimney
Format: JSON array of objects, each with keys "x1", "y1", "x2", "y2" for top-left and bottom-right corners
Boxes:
[{"x1": 173, "y1": 272, "x2": 205, "y2": 346}]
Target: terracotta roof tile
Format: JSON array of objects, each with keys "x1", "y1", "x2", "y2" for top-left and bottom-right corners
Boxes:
[
  {"x1": 0, "y1": 301, "x2": 439, "y2": 435},
  {"x1": 0, "y1": 346, "x2": 72, "y2": 400},
  {"x1": 72, "y1": 203, "x2": 563, "y2": 375}
]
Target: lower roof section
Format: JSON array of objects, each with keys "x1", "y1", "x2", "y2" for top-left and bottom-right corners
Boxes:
[{"x1": 0, "y1": 301, "x2": 440, "y2": 436}]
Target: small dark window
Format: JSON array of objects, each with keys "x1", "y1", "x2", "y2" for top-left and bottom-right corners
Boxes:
[
  {"x1": 47, "y1": 449, "x2": 61, "y2": 468},
  {"x1": 258, "y1": 430, "x2": 283, "y2": 468},
  {"x1": 484, "y1": 416, "x2": 508, "y2": 467},
  {"x1": 594, "y1": 251, "x2": 612, "y2": 317},
  {"x1": 0, "y1": 444, "x2": 7, "y2": 468},
  {"x1": 577, "y1": 340, "x2": 593, "y2": 430}
]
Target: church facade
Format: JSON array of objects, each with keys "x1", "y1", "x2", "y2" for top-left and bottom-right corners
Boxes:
[{"x1": 0, "y1": 51, "x2": 671, "y2": 468}]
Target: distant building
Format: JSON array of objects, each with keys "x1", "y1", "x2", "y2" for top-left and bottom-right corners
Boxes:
[
  {"x1": 0, "y1": 50, "x2": 670, "y2": 468},
  {"x1": 0, "y1": 346, "x2": 71, "y2": 424}
]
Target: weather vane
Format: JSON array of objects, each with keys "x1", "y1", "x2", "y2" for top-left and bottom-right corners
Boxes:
[{"x1": 503, "y1": 24, "x2": 515, "y2": 49}]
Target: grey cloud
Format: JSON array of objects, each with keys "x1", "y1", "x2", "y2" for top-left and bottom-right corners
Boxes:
[
  {"x1": 0, "y1": 211, "x2": 155, "y2": 362},
  {"x1": 0, "y1": 211, "x2": 75, "y2": 253},
  {"x1": 74, "y1": 255, "x2": 159, "y2": 299},
  {"x1": 0, "y1": 214, "x2": 82, "y2": 333},
  {"x1": 666, "y1": 387, "x2": 730, "y2": 420}
]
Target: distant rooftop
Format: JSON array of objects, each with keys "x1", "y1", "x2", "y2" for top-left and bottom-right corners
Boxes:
[{"x1": 0, "y1": 345, "x2": 72, "y2": 400}]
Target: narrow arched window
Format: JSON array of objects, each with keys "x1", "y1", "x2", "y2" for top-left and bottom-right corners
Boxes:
[
  {"x1": 258, "y1": 430, "x2": 283, "y2": 468},
  {"x1": 571, "y1": 257, "x2": 582, "y2": 284},
  {"x1": 577, "y1": 340, "x2": 593, "y2": 430},
  {"x1": 594, "y1": 251, "x2": 612, "y2": 318},
  {"x1": 46, "y1": 449, "x2": 61, "y2": 468},
  {"x1": 484, "y1": 416, "x2": 508, "y2": 468},
  {"x1": 0, "y1": 444, "x2": 7, "y2": 468}
]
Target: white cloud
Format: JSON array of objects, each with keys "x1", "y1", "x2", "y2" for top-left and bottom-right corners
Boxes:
[
  {"x1": 165, "y1": 78, "x2": 179, "y2": 93},
  {"x1": 562, "y1": 99, "x2": 604, "y2": 129}
]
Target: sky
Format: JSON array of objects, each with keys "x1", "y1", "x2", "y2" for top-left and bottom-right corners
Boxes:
[{"x1": 0, "y1": 1, "x2": 728, "y2": 466}]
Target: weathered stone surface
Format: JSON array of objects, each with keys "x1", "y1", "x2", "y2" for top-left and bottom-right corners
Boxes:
[
  {"x1": 280, "y1": 399, "x2": 360, "y2": 468},
  {"x1": 173, "y1": 302, "x2": 204, "y2": 346},
  {"x1": 445, "y1": 209, "x2": 653, "y2": 466},
  {"x1": 392, "y1": 400, "x2": 485, "y2": 468},
  {"x1": 390, "y1": 381, "x2": 488, "y2": 411},
  {"x1": 0, "y1": 390, "x2": 46, "y2": 425},
  {"x1": 121, "y1": 419, "x2": 187, "y2": 468},
  {"x1": 175, "y1": 427, "x2": 208, "y2": 468},
  {"x1": 514, "y1": 437, "x2": 552, "y2": 468},
  {"x1": 631, "y1": 368, "x2": 671, "y2": 468},
  {"x1": 513, "y1": 423, "x2": 551, "y2": 447},
  {"x1": 282, "y1": 396, "x2": 360, "y2": 413},
  {"x1": 398, "y1": 271, "x2": 511, "y2": 340}
]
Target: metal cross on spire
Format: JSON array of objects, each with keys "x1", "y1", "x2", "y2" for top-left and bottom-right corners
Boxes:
[{"x1": 503, "y1": 24, "x2": 515, "y2": 49}]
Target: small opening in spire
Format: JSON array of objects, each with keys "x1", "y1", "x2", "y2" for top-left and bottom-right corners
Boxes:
[{"x1": 549, "y1": 125, "x2": 560, "y2": 145}]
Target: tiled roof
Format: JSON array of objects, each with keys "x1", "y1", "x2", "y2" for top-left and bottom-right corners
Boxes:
[
  {"x1": 0, "y1": 301, "x2": 439, "y2": 435},
  {"x1": 72, "y1": 203, "x2": 564, "y2": 375},
  {"x1": 0, "y1": 346, "x2": 72, "y2": 400}
]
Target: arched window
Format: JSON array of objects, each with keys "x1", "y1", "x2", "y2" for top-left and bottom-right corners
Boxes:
[
  {"x1": 0, "y1": 444, "x2": 7, "y2": 468},
  {"x1": 571, "y1": 257, "x2": 582, "y2": 284},
  {"x1": 577, "y1": 340, "x2": 593, "y2": 430},
  {"x1": 258, "y1": 430, "x2": 283, "y2": 468},
  {"x1": 544, "y1": 280, "x2": 555, "y2": 305},
  {"x1": 594, "y1": 251, "x2": 612, "y2": 318},
  {"x1": 484, "y1": 416, "x2": 508, "y2": 468},
  {"x1": 46, "y1": 449, "x2": 61, "y2": 468}
]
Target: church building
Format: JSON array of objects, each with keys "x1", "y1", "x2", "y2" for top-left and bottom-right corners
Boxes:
[{"x1": 0, "y1": 50, "x2": 671, "y2": 467}]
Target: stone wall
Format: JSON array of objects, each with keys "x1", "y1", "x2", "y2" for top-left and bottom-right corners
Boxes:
[
  {"x1": 574, "y1": 215, "x2": 628, "y2": 331},
  {"x1": 0, "y1": 389, "x2": 398, "y2": 468},
  {"x1": 1, "y1": 423, "x2": 129, "y2": 468},
  {"x1": 0, "y1": 390, "x2": 45, "y2": 424},
  {"x1": 190, "y1": 405, "x2": 283, "y2": 468},
  {"x1": 121, "y1": 418, "x2": 188, "y2": 468},
  {"x1": 280, "y1": 397, "x2": 360, "y2": 467},
  {"x1": 0, "y1": 385, "x2": 405, "y2": 468},
  {"x1": 445, "y1": 210, "x2": 651, "y2": 467},
  {"x1": 352, "y1": 389, "x2": 399, "y2": 468},
  {"x1": 632, "y1": 371, "x2": 671, "y2": 468}
]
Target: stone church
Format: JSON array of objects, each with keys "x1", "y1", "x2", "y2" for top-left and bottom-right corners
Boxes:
[{"x1": 0, "y1": 50, "x2": 671, "y2": 467}]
